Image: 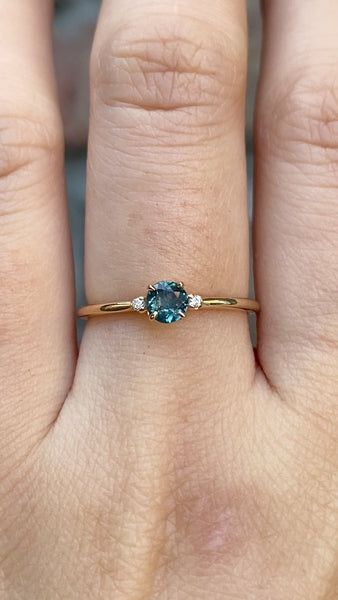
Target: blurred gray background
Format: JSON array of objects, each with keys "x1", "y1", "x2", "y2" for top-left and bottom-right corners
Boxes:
[{"x1": 54, "y1": 0, "x2": 262, "y2": 308}]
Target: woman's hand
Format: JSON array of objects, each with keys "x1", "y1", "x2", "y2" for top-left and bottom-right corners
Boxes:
[{"x1": 1, "y1": 1, "x2": 337, "y2": 598}]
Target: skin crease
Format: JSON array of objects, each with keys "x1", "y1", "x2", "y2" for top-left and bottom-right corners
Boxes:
[{"x1": 0, "y1": 0, "x2": 338, "y2": 598}]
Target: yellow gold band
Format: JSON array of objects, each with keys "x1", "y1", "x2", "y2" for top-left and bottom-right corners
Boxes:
[
  {"x1": 78, "y1": 297, "x2": 259, "y2": 318},
  {"x1": 78, "y1": 281, "x2": 258, "y2": 324}
]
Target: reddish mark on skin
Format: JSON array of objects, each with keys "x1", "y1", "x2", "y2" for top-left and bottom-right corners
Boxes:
[
  {"x1": 202, "y1": 508, "x2": 236, "y2": 553},
  {"x1": 175, "y1": 491, "x2": 246, "y2": 563}
]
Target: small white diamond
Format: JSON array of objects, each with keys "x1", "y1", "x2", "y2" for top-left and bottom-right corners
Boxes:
[
  {"x1": 131, "y1": 296, "x2": 146, "y2": 312},
  {"x1": 188, "y1": 294, "x2": 203, "y2": 309}
]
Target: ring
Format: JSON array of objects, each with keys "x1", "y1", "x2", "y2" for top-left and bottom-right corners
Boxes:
[{"x1": 78, "y1": 280, "x2": 259, "y2": 325}]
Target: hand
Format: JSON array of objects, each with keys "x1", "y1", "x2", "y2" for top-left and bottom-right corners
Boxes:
[{"x1": 1, "y1": 1, "x2": 337, "y2": 598}]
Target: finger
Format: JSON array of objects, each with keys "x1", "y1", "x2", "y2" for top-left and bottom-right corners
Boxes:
[
  {"x1": 59, "y1": 3, "x2": 256, "y2": 592},
  {"x1": 65, "y1": 7, "x2": 253, "y2": 581},
  {"x1": 255, "y1": 1, "x2": 338, "y2": 407},
  {"x1": 0, "y1": 1, "x2": 75, "y2": 463},
  {"x1": 76, "y1": 0, "x2": 254, "y2": 406}
]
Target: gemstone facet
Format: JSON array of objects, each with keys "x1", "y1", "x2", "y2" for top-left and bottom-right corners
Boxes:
[{"x1": 146, "y1": 281, "x2": 189, "y2": 324}]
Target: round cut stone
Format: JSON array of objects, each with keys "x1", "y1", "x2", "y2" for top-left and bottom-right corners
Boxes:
[
  {"x1": 188, "y1": 294, "x2": 203, "y2": 309},
  {"x1": 131, "y1": 296, "x2": 146, "y2": 312},
  {"x1": 146, "y1": 281, "x2": 189, "y2": 324}
]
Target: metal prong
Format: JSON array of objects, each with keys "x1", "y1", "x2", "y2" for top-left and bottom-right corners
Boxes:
[
  {"x1": 178, "y1": 281, "x2": 185, "y2": 289},
  {"x1": 187, "y1": 293, "x2": 203, "y2": 310},
  {"x1": 148, "y1": 284, "x2": 156, "y2": 291},
  {"x1": 179, "y1": 310, "x2": 186, "y2": 318},
  {"x1": 148, "y1": 312, "x2": 157, "y2": 320}
]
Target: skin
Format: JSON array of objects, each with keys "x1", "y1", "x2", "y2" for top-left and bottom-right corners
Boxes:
[{"x1": 0, "y1": 0, "x2": 338, "y2": 597}]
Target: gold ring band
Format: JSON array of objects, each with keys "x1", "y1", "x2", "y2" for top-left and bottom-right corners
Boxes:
[
  {"x1": 78, "y1": 297, "x2": 259, "y2": 317},
  {"x1": 78, "y1": 281, "x2": 259, "y2": 325}
]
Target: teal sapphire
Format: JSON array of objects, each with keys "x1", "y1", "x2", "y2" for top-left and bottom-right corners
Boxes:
[{"x1": 146, "y1": 281, "x2": 189, "y2": 324}]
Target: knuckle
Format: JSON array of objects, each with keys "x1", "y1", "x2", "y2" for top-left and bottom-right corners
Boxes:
[
  {"x1": 91, "y1": 16, "x2": 246, "y2": 123},
  {"x1": 0, "y1": 111, "x2": 63, "y2": 196},
  {"x1": 260, "y1": 67, "x2": 338, "y2": 163}
]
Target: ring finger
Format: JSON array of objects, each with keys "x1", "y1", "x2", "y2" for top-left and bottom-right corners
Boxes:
[
  {"x1": 79, "y1": 0, "x2": 253, "y2": 397},
  {"x1": 59, "y1": 1, "x2": 254, "y2": 593}
]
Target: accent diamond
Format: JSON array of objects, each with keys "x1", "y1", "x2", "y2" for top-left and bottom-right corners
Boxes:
[
  {"x1": 188, "y1": 294, "x2": 203, "y2": 309},
  {"x1": 131, "y1": 296, "x2": 146, "y2": 312}
]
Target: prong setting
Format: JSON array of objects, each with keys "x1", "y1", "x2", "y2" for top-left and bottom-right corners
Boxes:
[
  {"x1": 188, "y1": 294, "x2": 203, "y2": 310},
  {"x1": 131, "y1": 296, "x2": 147, "y2": 312},
  {"x1": 146, "y1": 280, "x2": 189, "y2": 324}
]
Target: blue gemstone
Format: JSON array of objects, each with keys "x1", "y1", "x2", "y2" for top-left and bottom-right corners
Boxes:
[{"x1": 146, "y1": 281, "x2": 189, "y2": 324}]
